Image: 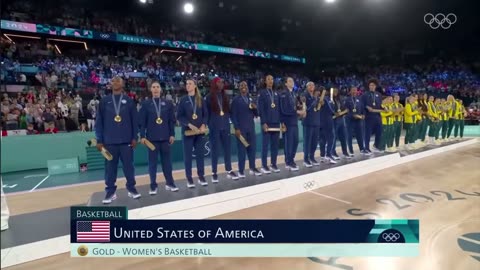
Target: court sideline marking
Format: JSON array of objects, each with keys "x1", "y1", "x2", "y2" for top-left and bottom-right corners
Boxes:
[
  {"x1": 307, "y1": 190, "x2": 352, "y2": 204},
  {"x1": 29, "y1": 175, "x2": 50, "y2": 192}
]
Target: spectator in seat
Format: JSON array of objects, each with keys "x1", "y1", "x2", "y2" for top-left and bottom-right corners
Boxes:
[
  {"x1": 26, "y1": 123, "x2": 38, "y2": 135},
  {"x1": 45, "y1": 123, "x2": 58, "y2": 134},
  {"x1": 42, "y1": 107, "x2": 55, "y2": 131}
]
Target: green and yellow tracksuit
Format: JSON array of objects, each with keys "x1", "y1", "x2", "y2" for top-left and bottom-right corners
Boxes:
[
  {"x1": 379, "y1": 104, "x2": 393, "y2": 151},
  {"x1": 404, "y1": 102, "x2": 419, "y2": 145},
  {"x1": 427, "y1": 101, "x2": 439, "y2": 139},
  {"x1": 446, "y1": 100, "x2": 459, "y2": 138},
  {"x1": 419, "y1": 100, "x2": 429, "y2": 142},
  {"x1": 439, "y1": 102, "x2": 449, "y2": 139},
  {"x1": 392, "y1": 102, "x2": 404, "y2": 147},
  {"x1": 454, "y1": 103, "x2": 466, "y2": 138}
]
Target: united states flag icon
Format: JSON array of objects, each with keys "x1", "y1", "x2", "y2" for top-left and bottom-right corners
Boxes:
[{"x1": 76, "y1": 221, "x2": 110, "y2": 242}]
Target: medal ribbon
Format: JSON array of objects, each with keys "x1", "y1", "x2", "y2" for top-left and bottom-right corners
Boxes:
[
  {"x1": 112, "y1": 94, "x2": 123, "y2": 116},
  {"x1": 152, "y1": 97, "x2": 162, "y2": 120}
]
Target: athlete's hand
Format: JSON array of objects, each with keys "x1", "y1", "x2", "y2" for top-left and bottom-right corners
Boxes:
[
  {"x1": 262, "y1": 123, "x2": 269, "y2": 133},
  {"x1": 96, "y1": 143, "x2": 104, "y2": 152},
  {"x1": 140, "y1": 138, "x2": 147, "y2": 145},
  {"x1": 235, "y1": 129, "x2": 241, "y2": 137},
  {"x1": 199, "y1": 124, "x2": 206, "y2": 133},
  {"x1": 188, "y1": 123, "x2": 199, "y2": 133},
  {"x1": 130, "y1": 139, "x2": 137, "y2": 149},
  {"x1": 169, "y1": 136, "x2": 175, "y2": 145}
]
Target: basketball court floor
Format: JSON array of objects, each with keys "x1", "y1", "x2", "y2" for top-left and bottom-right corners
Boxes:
[{"x1": 1, "y1": 139, "x2": 479, "y2": 270}]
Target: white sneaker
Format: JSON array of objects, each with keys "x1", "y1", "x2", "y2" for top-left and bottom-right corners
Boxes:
[
  {"x1": 187, "y1": 182, "x2": 195, "y2": 188},
  {"x1": 149, "y1": 188, "x2": 158, "y2": 195},
  {"x1": 327, "y1": 157, "x2": 337, "y2": 164},
  {"x1": 128, "y1": 191, "x2": 141, "y2": 199},
  {"x1": 102, "y1": 193, "x2": 117, "y2": 204},
  {"x1": 249, "y1": 168, "x2": 263, "y2": 176},
  {"x1": 289, "y1": 164, "x2": 299, "y2": 171},
  {"x1": 304, "y1": 161, "x2": 313, "y2": 168},
  {"x1": 261, "y1": 167, "x2": 271, "y2": 174},
  {"x1": 165, "y1": 185, "x2": 179, "y2": 192},
  {"x1": 332, "y1": 155, "x2": 341, "y2": 160},
  {"x1": 238, "y1": 172, "x2": 246, "y2": 179}
]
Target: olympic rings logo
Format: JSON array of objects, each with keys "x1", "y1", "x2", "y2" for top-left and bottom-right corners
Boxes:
[
  {"x1": 381, "y1": 232, "x2": 401, "y2": 242},
  {"x1": 100, "y1": 34, "x2": 111, "y2": 39},
  {"x1": 192, "y1": 141, "x2": 210, "y2": 158},
  {"x1": 303, "y1": 181, "x2": 317, "y2": 190},
  {"x1": 424, "y1": 13, "x2": 457, "y2": 29}
]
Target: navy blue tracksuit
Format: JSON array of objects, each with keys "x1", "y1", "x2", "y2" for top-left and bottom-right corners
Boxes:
[
  {"x1": 231, "y1": 95, "x2": 258, "y2": 174},
  {"x1": 279, "y1": 89, "x2": 299, "y2": 166},
  {"x1": 258, "y1": 88, "x2": 280, "y2": 168},
  {"x1": 177, "y1": 95, "x2": 208, "y2": 183},
  {"x1": 139, "y1": 98, "x2": 175, "y2": 189},
  {"x1": 302, "y1": 93, "x2": 320, "y2": 162},
  {"x1": 362, "y1": 91, "x2": 383, "y2": 151},
  {"x1": 345, "y1": 96, "x2": 365, "y2": 153},
  {"x1": 319, "y1": 97, "x2": 335, "y2": 158},
  {"x1": 205, "y1": 93, "x2": 232, "y2": 175},
  {"x1": 95, "y1": 94, "x2": 138, "y2": 195},
  {"x1": 331, "y1": 97, "x2": 349, "y2": 157}
]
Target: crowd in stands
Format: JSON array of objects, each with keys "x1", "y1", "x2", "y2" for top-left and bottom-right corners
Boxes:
[
  {"x1": 2, "y1": 38, "x2": 480, "y2": 134},
  {"x1": 1, "y1": 0, "x2": 304, "y2": 57}
]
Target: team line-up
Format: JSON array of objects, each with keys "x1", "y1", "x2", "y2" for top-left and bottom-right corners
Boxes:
[{"x1": 94, "y1": 75, "x2": 467, "y2": 204}]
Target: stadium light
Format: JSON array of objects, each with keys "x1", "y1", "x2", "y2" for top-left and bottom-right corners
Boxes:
[
  {"x1": 184, "y1": 3, "x2": 194, "y2": 14},
  {"x1": 325, "y1": 0, "x2": 336, "y2": 3},
  {"x1": 139, "y1": 0, "x2": 147, "y2": 4}
]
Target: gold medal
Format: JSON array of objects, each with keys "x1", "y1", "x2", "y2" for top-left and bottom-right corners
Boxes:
[
  {"x1": 249, "y1": 103, "x2": 253, "y2": 109},
  {"x1": 271, "y1": 103, "x2": 276, "y2": 108},
  {"x1": 220, "y1": 110, "x2": 224, "y2": 116},
  {"x1": 192, "y1": 114, "x2": 198, "y2": 120},
  {"x1": 114, "y1": 115, "x2": 122, "y2": 122},
  {"x1": 156, "y1": 117, "x2": 163, "y2": 124}
]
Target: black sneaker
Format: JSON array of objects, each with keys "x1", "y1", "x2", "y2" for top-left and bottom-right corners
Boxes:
[
  {"x1": 227, "y1": 171, "x2": 239, "y2": 180},
  {"x1": 270, "y1": 164, "x2": 280, "y2": 173},
  {"x1": 187, "y1": 177, "x2": 195, "y2": 188},
  {"x1": 303, "y1": 160, "x2": 313, "y2": 168},
  {"x1": 127, "y1": 189, "x2": 141, "y2": 199},
  {"x1": 310, "y1": 159, "x2": 320, "y2": 166},
  {"x1": 290, "y1": 162, "x2": 299, "y2": 171},
  {"x1": 249, "y1": 168, "x2": 262, "y2": 176},
  {"x1": 238, "y1": 172, "x2": 246, "y2": 179},
  {"x1": 261, "y1": 166, "x2": 271, "y2": 174},
  {"x1": 199, "y1": 176, "x2": 208, "y2": 186},
  {"x1": 149, "y1": 187, "x2": 158, "y2": 195},
  {"x1": 102, "y1": 192, "x2": 117, "y2": 204},
  {"x1": 211, "y1": 174, "x2": 219, "y2": 183}
]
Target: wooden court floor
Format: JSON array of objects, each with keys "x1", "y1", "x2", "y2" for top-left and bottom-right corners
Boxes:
[{"x1": 4, "y1": 143, "x2": 480, "y2": 270}]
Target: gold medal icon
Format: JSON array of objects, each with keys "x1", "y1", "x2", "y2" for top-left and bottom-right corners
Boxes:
[
  {"x1": 271, "y1": 103, "x2": 276, "y2": 108},
  {"x1": 192, "y1": 114, "x2": 198, "y2": 120},
  {"x1": 77, "y1": 245, "x2": 89, "y2": 256},
  {"x1": 114, "y1": 115, "x2": 122, "y2": 122},
  {"x1": 156, "y1": 117, "x2": 163, "y2": 124},
  {"x1": 220, "y1": 110, "x2": 225, "y2": 116}
]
